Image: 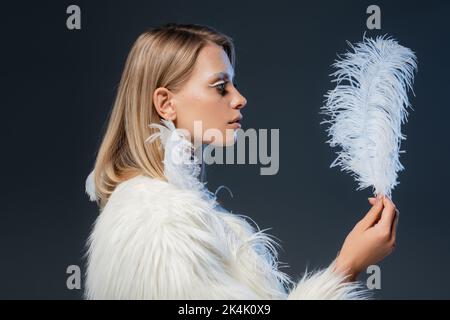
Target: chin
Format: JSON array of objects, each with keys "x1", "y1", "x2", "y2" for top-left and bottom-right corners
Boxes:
[
  {"x1": 203, "y1": 127, "x2": 237, "y2": 147},
  {"x1": 205, "y1": 130, "x2": 235, "y2": 147},
  {"x1": 223, "y1": 128, "x2": 237, "y2": 146}
]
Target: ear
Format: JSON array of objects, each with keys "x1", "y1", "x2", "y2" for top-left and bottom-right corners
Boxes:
[{"x1": 153, "y1": 87, "x2": 177, "y2": 121}]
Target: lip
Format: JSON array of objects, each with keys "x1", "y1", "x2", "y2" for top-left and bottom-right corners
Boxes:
[
  {"x1": 227, "y1": 122, "x2": 241, "y2": 129},
  {"x1": 227, "y1": 115, "x2": 243, "y2": 129}
]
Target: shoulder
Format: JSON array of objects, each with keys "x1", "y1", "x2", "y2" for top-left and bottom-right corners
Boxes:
[
  {"x1": 87, "y1": 174, "x2": 223, "y2": 252},
  {"x1": 101, "y1": 174, "x2": 212, "y2": 222},
  {"x1": 85, "y1": 175, "x2": 231, "y2": 299},
  {"x1": 107, "y1": 174, "x2": 176, "y2": 209}
]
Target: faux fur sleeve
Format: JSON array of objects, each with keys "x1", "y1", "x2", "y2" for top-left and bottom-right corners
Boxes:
[{"x1": 286, "y1": 259, "x2": 372, "y2": 300}]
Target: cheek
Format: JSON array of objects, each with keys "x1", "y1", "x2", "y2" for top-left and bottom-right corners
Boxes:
[
  {"x1": 203, "y1": 109, "x2": 235, "y2": 147},
  {"x1": 204, "y1": 103, "x2": 228, "y2": 126},
  {"x1": 184, "y1": 94, "x2": 227, "y2": 126},
  {"x1": 175, "y1": 90, "x2": 230, "y2": 144}
]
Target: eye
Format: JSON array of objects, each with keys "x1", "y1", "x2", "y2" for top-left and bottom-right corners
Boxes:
[{"x1": 215, "y1": 81, "x2": 228, "y2": 96}]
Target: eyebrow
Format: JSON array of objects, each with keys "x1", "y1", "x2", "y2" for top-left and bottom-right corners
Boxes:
[{"x1": 209, "y1": 71, "x2": 235, "y2": 82}]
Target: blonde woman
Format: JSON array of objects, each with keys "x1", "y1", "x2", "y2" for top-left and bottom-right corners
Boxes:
[{"x1": 84, "y1": 23, "x2": 398, "y2": 299}]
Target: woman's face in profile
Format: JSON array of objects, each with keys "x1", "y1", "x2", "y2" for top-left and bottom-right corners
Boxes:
[{"x1": 171, "y1": 42, "x2": 247, "y2": 146}]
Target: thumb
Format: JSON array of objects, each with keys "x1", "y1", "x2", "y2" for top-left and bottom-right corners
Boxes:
[{"x1": 360, "y1": 195, "x2": 384, "y2": 229}]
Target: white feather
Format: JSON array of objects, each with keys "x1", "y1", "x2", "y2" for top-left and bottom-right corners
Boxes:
[
  {"x1": 146, "y1": 119, "x2": 216, "y2": 200},
  {"x1": 321, "y1": 34, "x2": 417, "y2": 198},
  {"x1": 85, "y1": 169, "x2": 97, "y2": 202},
  {"x1": 85, "y1": 119, "x2": 219, "y2": 203}
]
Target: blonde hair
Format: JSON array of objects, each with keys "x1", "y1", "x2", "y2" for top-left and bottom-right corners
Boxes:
[{"x1": 89, "y1": 23, "x2": 236, "y2": 209}]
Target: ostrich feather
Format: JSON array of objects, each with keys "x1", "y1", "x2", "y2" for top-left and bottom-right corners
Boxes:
[
  {"x1": 146, "y1": 119, "x2": 209, "y2": 194},
  {"x1": 320, "y1": 34, "x2": 417, "y2": 198},
  {"x1": 146, "y1": 119, "x2": 233, "y2": 203},
  {"x1": 85, "y1": 169, "x2": 97, "y2": 201},
  {"x1": 85, "y1": 119, "x2": 228, "y2": 203},
  {"x1": 84, "y1": 119, "x2": 206, "y2": 202}
]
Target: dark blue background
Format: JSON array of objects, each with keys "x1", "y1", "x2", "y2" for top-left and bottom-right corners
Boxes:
[{"x1": 1, "y1": 0, "x2": 449, "y2": 299}]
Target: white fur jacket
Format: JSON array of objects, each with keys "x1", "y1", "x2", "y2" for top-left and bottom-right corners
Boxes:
[{"x1": 84, "y1": 120, "x2": 372, "y2": 300}]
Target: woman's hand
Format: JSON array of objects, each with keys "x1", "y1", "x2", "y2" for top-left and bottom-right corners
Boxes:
[{"x1": 333, "y1": 195, "x2": 399, "y2": 282}]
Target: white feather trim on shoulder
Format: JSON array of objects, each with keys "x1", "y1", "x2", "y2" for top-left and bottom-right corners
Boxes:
[
  {"x1": 146, "y1": 119, "x2": 214, "y2": 199},
  {"x1": 85, "y1": 169, "x2": 97, "y2": 202}
]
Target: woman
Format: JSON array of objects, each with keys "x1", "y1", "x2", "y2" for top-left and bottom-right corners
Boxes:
[{"x1": 84, "y1": 23, "x2": 398, "y2": 299}]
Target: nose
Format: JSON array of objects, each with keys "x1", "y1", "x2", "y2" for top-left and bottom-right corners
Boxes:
[{"x1": 231, "y1": 89, "x2": 247, "y2": 110}]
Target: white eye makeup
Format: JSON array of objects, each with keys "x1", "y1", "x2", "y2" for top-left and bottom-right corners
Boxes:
[{"x1": 209, "y1": 80, "x2": 229, "y2": 96}]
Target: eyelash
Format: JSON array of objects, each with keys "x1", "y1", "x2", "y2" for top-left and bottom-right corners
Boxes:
[{"x1": 215, "y1": 81, "x2": 238, "y2": 96}]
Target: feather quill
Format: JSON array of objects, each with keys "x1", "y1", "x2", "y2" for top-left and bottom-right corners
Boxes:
[{"x1": 320, "y1": 34, "x2": 417, "y2": 198}]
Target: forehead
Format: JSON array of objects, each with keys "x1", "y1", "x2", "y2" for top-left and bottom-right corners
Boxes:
[{"x1": 193, "y1": 43, "x2": 234, "y2": 80}]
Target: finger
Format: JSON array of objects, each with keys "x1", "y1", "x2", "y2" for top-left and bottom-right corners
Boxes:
[
  {"x1": 390, "y1": 208, "x2": 399, "y2": 243},
  {"x1": 379, "y1": 196, "x2": 397, "y2": 235},
  {"x1": 368, "y1": 197, "x2": 377, "y2": 205},
  {"x1": 359, "y1": 195, "x2": 384, "y2": 229}
]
